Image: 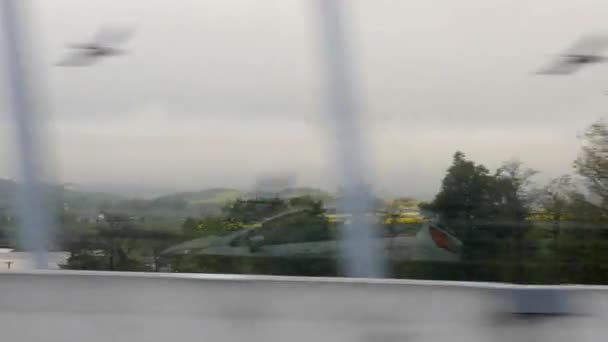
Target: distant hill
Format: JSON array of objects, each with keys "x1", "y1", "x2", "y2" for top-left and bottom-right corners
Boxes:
[
  {"x1": 277, "y1": 187, "x2": 334, "y2": 200},
  {"x1": 0, "y1": 179, "x2": 337, "y2": 220},
  {"x1": 247, "y1": 187, "x2": 335, "y2": 201},
  {"x1": 153, "y1": 187, "x2": 335, "y2": 206},
  {"x1": 0, "y1": 178, "x2": 124, "y2": 209},
  {"x1": 152, "y1": 188, "x2": 243, "y2": 206},
  {"x1": 60, "y1": 188, "x2": 126, "y2": 215}
]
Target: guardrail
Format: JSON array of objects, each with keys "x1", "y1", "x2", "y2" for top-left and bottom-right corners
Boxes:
[{"x1": 0, "y1": 271, "x2": 606, "y2": 342}]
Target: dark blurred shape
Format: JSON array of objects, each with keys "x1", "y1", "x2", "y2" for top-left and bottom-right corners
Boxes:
[
  {"x1": 492, "y1": 288, "x2": 590, "y2": 325},
  {"x1": 536, "y1": 34, "x2": 608, "y2": 75},
  {"x1": 57, "y1": 26, "x2": 135, "y2": 66},
  {"x1": 509, "y1": 289, "x2": 571, "y2": 315}
]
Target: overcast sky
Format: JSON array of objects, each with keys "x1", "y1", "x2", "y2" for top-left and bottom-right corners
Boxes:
[{"x1": 2, "y1": 0, "x2": 608, "y2": 198}]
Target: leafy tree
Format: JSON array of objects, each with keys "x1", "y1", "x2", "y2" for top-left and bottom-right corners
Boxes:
[
  {"x1": 288, "y1": 195, "x2": 316, "y2": 208},
  {"x1": 197, "y1": 216, "x2": 235, "y2": 235},
  {"x1": 426, "y1": 152, "x2": 538, "y2": 280},
  {"x1": 491, "y1": 160, "x2": 538, "y2": 221},
  {"x1": 428, "y1": 153, "x2": 537, "y2": 224},
  {"x1": 65, "y1": 225, "x2": 180, "y2": 272},
  {"x1": 221, "y1": 197, "x2": 288, "y2": 223},
  {"x1": 536, "y1": 175, "x2": 577, "y2": 221},
  {"x1": 429, "y1": 152, "x2": 494, "y2": 222},
  {"x1": 288, "y1": 195, "x2": 325, "y2": 216},
  {"x1": 575, "y1": 120, "x2": 608, "y2": 208},
  {"x1": 253, "y1": 210, "x2": 331, "y2": 245},
  {"x1": 535, "y1": 175, "x2": 606, "y2": 223}
]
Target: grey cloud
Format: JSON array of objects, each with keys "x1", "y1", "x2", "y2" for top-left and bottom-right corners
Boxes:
[{"x1": 1, "y1": 0, "x2": 607, "y2": 196}]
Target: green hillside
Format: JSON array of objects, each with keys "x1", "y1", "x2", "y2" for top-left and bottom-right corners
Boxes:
[{"x1": 152, "y1": 188, "x2": 243, "y2": 205}]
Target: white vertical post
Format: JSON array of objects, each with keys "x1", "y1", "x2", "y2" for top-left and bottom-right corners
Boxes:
[
  {"x1": 1, "y1": 0, "x2": 50, "y2": 268},
  {"x1": 316, "y1": 0, "x2": 385, "y2": 277}
]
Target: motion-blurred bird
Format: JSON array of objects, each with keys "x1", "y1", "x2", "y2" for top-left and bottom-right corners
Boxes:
[
  {"x1": 57, "y1": 26, "x2": 135, "y2": 66},
  {"x1": 536, "y1": 35, "x2": 608, "y2": 75}
]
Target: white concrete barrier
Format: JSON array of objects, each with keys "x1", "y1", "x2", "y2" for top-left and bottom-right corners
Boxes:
[{"x1": 0, "y1": 271, "x2": 607, "y2": 342}]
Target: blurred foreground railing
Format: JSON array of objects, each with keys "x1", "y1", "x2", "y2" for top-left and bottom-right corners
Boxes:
[{"x1": 0, "y1": 271, "x2": 606, "y2": 342}]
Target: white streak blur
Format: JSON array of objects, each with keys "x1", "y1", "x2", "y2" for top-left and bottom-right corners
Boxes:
[
  {"x1": 1, "y1": 0, "x2": 51, "y2": 268},
  {"x1": 316, "y1": 0, "x2": 385, "y2": 277}
]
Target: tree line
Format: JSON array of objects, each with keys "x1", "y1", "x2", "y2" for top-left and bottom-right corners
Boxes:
[
  {"x1": 414, "y1": 119, "x2": 608, "y2": 283},
  {"x1": 60, "y1": 119, "x2": 608, "y2": 284}
]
